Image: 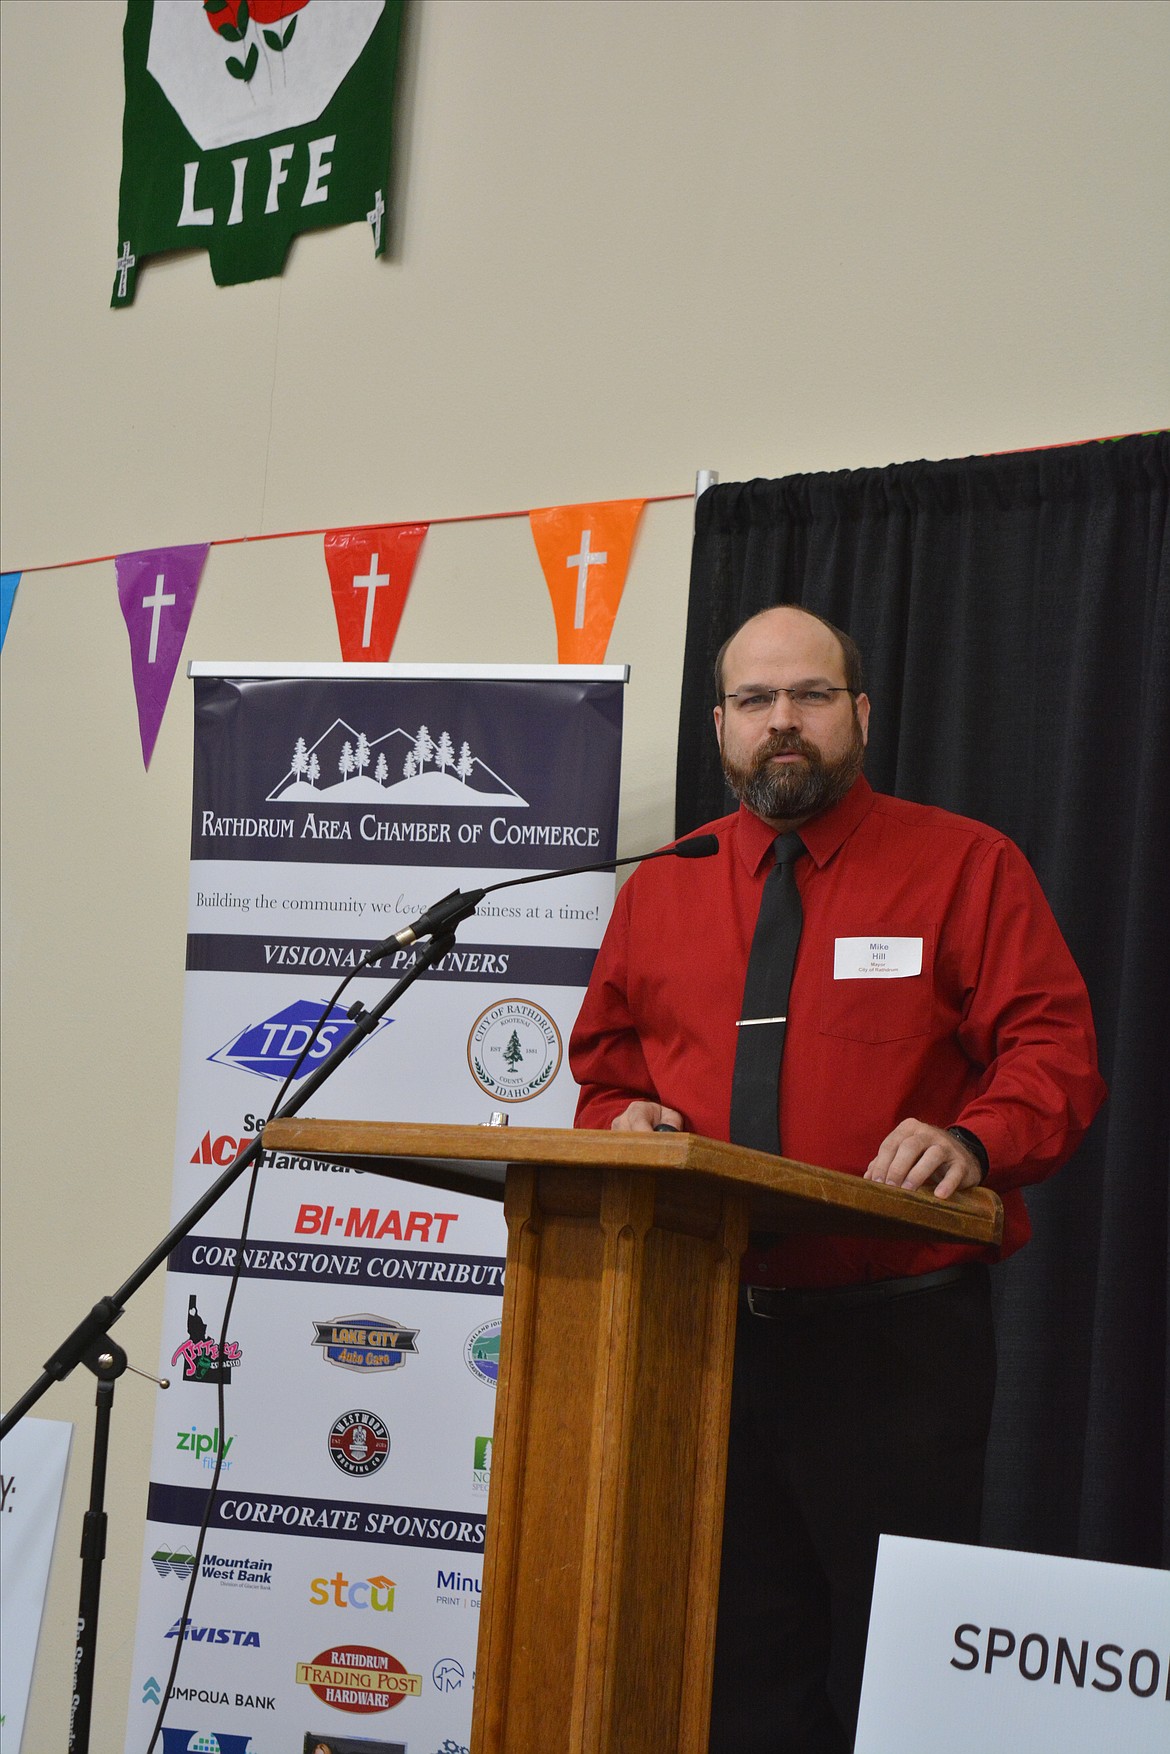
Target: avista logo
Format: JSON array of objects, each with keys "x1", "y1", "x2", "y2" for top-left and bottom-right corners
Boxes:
[
  {"x1": 310, "y1": 1570, "x2": 396, "y2": 1611},
  {"x1": 166, "y1": 1619, "x2": 259, "y2": 1647},
  {"x1": 190, "y1": 1130, "x2": 255, "y2": 1167}
]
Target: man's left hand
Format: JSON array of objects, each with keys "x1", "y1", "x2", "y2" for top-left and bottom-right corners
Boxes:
[{"x1": 864, "y1": 1118, "x2": 983, "y2": 1200}]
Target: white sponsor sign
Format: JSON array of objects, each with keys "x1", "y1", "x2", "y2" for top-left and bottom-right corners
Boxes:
[
  {"x1": 856, "y1": 1534, "x2": 1170, "y2": 1753},
  {"x1": 0, "y1": 1418, "x2": 73, "y2": 1754}
]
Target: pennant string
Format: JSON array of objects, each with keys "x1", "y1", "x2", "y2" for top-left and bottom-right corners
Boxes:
[{"x1": 11, "y1": 492, "x2": 695, "y2": 578}]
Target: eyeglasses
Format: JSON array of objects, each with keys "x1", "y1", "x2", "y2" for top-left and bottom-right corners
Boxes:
[{"x1": 720, "y1": 687, "x2": 854, "y2": 715}]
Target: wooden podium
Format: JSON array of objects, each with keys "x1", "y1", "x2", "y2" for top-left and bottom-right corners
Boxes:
[{"x1": 263, "y1": 1119, "x2": 1001, "y2": 1754}]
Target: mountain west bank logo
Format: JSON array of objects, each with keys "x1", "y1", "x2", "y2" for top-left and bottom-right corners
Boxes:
[
  {"x1": 268, "y1": 719, "x2": 528, "y2": 811},
  {"x1": 209, "y1": 1000, "x2": 390, "y2": 1083},
  {"x1": 467, "y1": 1000, "x2": 562, "y2": 1102},
  {"x1": 152, "y1": 1547, "x2": 272, "y2": 1591},
  {"x1": 328, "y1": 1410, "x2": 390, "y2": 1477},
  {"x1": 296, "y1": 1643, "x2": 422, "y2": 1713},
  {"x1": 313, "y1": 1315, "x2": 419, "y2": 1375}
]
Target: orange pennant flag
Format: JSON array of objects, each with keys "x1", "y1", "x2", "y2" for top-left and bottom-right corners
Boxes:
[
  {"x1": 323, "y1": 524, "x2": 428, "y2": 662},
  {"x1": 529, "y1": 499, "x2": 645, "y2": 663}
]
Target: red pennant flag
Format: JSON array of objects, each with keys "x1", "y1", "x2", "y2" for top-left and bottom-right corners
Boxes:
[
  {"x1": 323, "y1": 525, "x2": 428, "y2": 661},
  {"x1": 529, "y1": 499, "x2": 645, "y2": 663}
]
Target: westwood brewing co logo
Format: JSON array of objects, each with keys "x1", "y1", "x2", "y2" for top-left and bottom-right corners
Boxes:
[
  {"x1": 296, "y1": 1643, "x2": 422, "y2": 1713},
  {"x1": 313, "y1": 1315, "x2": 419, "y2": 1375},
  {"x1": 467, "y1": 999, "x2": 562, "y2": 1102},
  {"x1": 328, "y1": 1410, "x2": 390, "y2": 1477}
]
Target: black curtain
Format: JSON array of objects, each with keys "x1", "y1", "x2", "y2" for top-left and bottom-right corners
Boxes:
[{"x1": 675, "y1": 432, "x2": 1170, "y2": 1568}]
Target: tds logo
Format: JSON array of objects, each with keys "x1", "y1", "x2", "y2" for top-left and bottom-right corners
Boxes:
[
  {"x1": 309, "y1": 1571, "x2": 396, "y2": 1612},
  {"x1": 208, "y1": 1000, "x2": 390, "y2": 1082}
]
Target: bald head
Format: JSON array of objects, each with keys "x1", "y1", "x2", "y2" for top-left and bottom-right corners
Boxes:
[{"x1": 714, "y1": 606, "x2": 863, "y2": 703}]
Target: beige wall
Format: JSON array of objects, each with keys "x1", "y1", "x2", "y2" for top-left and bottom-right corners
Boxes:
[{"x1": 1, "y1": 1, "x2": 1166, "y2": 1746}]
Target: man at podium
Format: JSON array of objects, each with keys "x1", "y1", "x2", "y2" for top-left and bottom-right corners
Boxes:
[{"x1": 570, "y1": 605, "x2": 1104, "y2": 1754}]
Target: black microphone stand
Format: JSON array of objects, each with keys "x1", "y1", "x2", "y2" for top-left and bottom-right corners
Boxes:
[{"x1": 0, "y1": 926, "x2": 460, "y2": 1754}]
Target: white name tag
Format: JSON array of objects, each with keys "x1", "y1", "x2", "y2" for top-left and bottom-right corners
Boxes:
[{"x1": 834, "y1": 936, "x2": 923, "y2": 979}]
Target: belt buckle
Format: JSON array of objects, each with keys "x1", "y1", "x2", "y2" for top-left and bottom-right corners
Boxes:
[{"x1": 746, "y1": 1286, "x2": 778, "y2": 1319}]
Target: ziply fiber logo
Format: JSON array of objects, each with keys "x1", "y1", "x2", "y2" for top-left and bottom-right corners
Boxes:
[{"x1": 267, "y1": 718, "x2": 528, "y2": 809}]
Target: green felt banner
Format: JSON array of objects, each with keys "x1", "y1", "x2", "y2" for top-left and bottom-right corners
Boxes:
[{"x1": 113, "y1": 0, "x2": 403, "y2": 305}]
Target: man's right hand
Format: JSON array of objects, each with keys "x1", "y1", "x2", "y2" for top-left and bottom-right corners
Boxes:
[{"x1": 611, "y1": 1100, "x2": 686, "y2": 1132}]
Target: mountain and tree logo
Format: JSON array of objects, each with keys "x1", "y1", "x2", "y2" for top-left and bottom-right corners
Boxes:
[{"x1": 267, "y1": 720, "x2": 528, "y2": 809}]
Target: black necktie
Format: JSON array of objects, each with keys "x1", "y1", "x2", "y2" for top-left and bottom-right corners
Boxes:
[{"x1": 729, "y1": 831, "x2": 805, "y2": 1155}]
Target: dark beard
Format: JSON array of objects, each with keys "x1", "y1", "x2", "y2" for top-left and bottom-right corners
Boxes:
[{"x1": 722, "y1": 723, "x2": 865, "y2": 823}]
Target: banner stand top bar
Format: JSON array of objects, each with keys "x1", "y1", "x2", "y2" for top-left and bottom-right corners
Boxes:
[{"x1": 187, "y1": 661, "x2": 630, "y2": 682}]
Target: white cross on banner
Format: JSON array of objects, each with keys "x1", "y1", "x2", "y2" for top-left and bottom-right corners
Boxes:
[{"x1": 115, "y1": 543, "x2": 210, "y2": 767}]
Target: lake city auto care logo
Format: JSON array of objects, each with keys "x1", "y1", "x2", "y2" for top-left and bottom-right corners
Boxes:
[
  {"x1": 313, "y1": 1315, "x2": 419, "y2": 1375},
  {"x1": 209, "y1": 1000, "x2": 390, "y2": 1082},
  {"x1": 464, "y1": 1320, "x2": 501, "y2": 1388},
  {"x1": 328, "y1": 1410, "x2": 390, "y2": 1477},
  {"x1": 296, "y1": 1644, "x2": 422, "y2": 1713},
  {"x1": 467, "y1": 999, "x2": 562, "y2": 1102}
]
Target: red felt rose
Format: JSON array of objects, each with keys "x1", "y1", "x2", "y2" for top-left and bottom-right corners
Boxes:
[
  {"x1": 251, "y1": 0, "x2": 311, "y2": 22},
  {"x1": 204, "y1": 0, "x2": 309, "y2": 37}
]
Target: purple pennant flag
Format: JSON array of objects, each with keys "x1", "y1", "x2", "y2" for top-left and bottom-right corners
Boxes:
[{"x1": 115, "y1": 544, "x2": 209, "y2": 768}]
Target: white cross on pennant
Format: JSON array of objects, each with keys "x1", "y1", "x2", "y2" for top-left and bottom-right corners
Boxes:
[
  {"x1": 354, "y1": 552, "x2": 389, "y2": 647},
  {"x1": 141, "y1": 572, "x2": 176, "y2": 664},
  {"x1": 115, "y1": 240, "x2": 136, "y2": 299},
  {"x1": 367, "y1": 189, "x2": 385, "y2": 252},
  {"x1": 566, "y1": 530, "x2": 607, "y2": 629}
]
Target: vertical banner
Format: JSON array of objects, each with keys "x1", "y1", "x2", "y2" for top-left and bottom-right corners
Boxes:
[
  {"x1": 323, "y1": 525, "x2": 428, "y2": 661},
  {"x1": 529, "y1": 498, "x2": 645, "y2": 663},
  {"x1": 113, "y1": 0, "x2": 405, "y2": 303},
  {"x1": 124, "y1": 665, "x2": 625, "y2": 1754}
]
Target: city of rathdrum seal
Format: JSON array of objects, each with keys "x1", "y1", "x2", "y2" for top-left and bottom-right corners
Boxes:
[
  {"x1": 466, "y1": 998, "x2": 562, "y2": 1102},
  {"x1": 329, "y1": 1410, "x2": 391, "y2": 1477}
]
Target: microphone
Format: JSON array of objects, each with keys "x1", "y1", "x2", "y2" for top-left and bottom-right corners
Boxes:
[{"x1": 362, "y1": 833, "x2": 719, "y2": 966}]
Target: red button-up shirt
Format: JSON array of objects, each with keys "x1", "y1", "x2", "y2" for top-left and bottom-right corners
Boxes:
[{"x1": 570, "y1": 776, "x2": 1105, "y2": 1286}]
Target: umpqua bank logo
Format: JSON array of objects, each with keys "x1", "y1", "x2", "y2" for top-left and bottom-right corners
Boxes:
[{"x1": 266, "y1": 719, "x2": 528, "y2": 810}]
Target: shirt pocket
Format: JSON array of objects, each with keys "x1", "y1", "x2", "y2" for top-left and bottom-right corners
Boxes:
[{"x1": 818, "y1": 926, "x2": 936, "y2": 1042}]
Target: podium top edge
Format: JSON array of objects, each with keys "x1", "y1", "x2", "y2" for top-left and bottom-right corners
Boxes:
[{"x1": 186, "y1": 662, "x2": 630, "y2": 682}]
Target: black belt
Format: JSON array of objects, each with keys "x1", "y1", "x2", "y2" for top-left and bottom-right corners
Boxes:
[{"x1": 744, "y1": 1262, "x2": 974, "y2": 1318}]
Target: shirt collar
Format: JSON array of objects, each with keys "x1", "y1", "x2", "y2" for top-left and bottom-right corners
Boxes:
[{"x1": 736, "y1": 774, "x2": 876, "y2": 876}]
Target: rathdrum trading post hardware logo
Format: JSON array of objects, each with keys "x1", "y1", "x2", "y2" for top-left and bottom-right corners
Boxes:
[
  {"x1": 296, "y1": 1644, "x2": 422, "y2": 1713},
  {"x1": 467, "y1": 999, "x2": 562, "y2": 1102}
]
